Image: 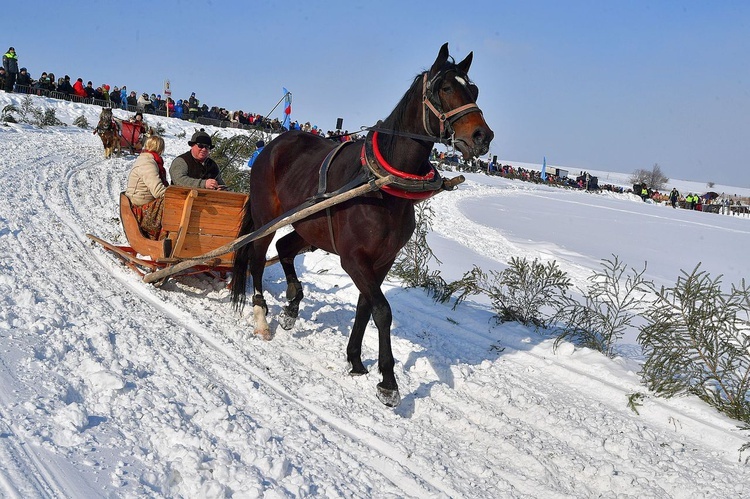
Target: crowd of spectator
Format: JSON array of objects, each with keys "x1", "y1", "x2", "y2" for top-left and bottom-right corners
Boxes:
[
  {"x1": 434, "y1": 151, "x2": 749, "y2": 215},
  {"x1": 1, "y1": 45, "x2": 373, "y2": 146},
  {"x1": 5, "y1": 68, "x2": 363, "y2": 140},
  {"x1": 0, "y1": 45, "x2": 342, "y2": 135},
  {"x1": 636, "y1": 184, "x2": 747, "y2": 212},
  {"x1": 444, "y1": 153, "x2": 616, "y2": 192}
]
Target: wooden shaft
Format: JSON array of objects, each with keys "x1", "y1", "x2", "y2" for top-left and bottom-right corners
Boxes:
[{"x1": 143, "y1": 175, "x2": 397, "y2": 283}]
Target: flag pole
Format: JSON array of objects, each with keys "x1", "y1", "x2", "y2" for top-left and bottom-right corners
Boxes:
[{"x1": 265, "y1": 90, "x2": 292, "y2": 120}]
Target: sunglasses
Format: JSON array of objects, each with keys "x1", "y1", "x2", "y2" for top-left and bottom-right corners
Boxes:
[{"x1": 195, "y1": 143, "x2": 212, "y2": 150}]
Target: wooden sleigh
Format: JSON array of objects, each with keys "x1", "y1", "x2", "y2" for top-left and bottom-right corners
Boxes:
[
  {"x1": 88, "y1": 186, "x2": 268, "y2": 280},
  {"x1": 89, "y1": 175, "x2": 437, "y2": 285}
]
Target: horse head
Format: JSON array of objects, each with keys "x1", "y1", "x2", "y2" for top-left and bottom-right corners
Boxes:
[
  {"x1": 423, "y1": 43, "x2": 494, "y2": 159},
  {"x1": 98, "y1": 108, "x2": 114, "y2": 130}
]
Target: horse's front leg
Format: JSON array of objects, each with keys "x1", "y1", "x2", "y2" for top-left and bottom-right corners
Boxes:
[
  {"x1": 344, "y1": 263, "x2": 400, "y2": 407},
  {"x1": 369, "y1": 288, "x2": 399, "y2": 407}
]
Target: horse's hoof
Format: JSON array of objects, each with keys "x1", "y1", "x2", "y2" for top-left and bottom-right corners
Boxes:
[
  {"x1": 278, "y1": 309, "x2": 297, "y2": 330},
  {"x1": 254, "y1": 328, "x2": 272, "y2": 341},
  {"x1": 348, "y1": 360, "x2": 367, "y2": 376},
  {"x1": 376, "y1": 383, "x2": 401, "y2": 407}
]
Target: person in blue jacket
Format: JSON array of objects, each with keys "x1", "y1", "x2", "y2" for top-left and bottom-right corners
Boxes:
[
  {"x1": 174, "y1": 99, "x2": 184, "y2": 119},
  {"x1": 120, "y1": 85, "x2": 128, "y2": 110},
  {"x1": 247, "y1": 140, "x2": 264, "y2": 167}
]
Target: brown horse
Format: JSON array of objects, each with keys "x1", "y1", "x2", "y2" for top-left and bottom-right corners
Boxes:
[
  {"x1": 231, "y1": 43, "x2": 493, "y2": 406},
  {"x1": 94, "y1": 108, "x2": 121, "y2": 158}
]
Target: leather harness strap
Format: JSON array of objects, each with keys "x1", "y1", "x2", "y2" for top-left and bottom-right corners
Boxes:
[
  {"x1": 317, "y1": 141, "x2": 356, "y2": 195},
  {"x1": 316, "y1": 141, "x2": 361, "y2": 254}
]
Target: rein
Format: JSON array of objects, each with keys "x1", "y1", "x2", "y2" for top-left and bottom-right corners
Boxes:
[{"x1": 358, "y1": 124, "x2": 452, "y2": 146}]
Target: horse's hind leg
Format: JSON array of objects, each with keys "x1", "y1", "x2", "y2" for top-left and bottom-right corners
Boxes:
[
  {"x1": 347, "y1": 293, "x2": 372, "y2": 375},
  {"x1": 249, "y1": 233, "x2": 274, "y2": 340},
  {"x1": 276, "y1": 230, "x2": 308, "y2": 330}
]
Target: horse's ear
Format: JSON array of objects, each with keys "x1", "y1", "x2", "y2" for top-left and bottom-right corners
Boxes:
[
  {"x1": 456, "y1": 51, "x2": 473, "y2": 74},
  {"x1": 429, "y1": 43, "x2": 450, "y2": 76}
]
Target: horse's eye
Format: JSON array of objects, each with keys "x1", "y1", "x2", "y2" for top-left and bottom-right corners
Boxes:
[{"x1": 469, "y1": 84, "x2": 479, "y2": 99}]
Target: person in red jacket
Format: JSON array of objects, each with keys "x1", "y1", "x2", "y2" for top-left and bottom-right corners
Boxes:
[{"x1": 72, "y1": 78, "x2": 87, "y2": 98}]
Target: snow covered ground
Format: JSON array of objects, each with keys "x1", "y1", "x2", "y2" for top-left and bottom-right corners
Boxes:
[{"x1": 0, "y1": 92, "x2": 749, "y2": 498}]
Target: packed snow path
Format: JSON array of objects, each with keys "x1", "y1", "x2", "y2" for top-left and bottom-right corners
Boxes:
[{"x1": 0, "y1": 99, "x2": 748, "y2": 497}]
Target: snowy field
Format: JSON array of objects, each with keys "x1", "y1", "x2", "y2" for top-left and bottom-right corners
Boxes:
[{"x1": 0, "y1": 92, "x2": 749, "y2": 498}]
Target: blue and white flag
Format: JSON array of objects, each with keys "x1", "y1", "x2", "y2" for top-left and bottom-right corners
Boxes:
[
  {"x1": 282, "y1": 87, "x2": 292, "y2": 130},
  {"x1": 541, "y1": 156, "x2": 547, "y2": 181}
]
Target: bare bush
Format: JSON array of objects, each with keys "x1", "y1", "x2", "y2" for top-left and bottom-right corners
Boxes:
[{"x1": 630, "y1": 163, "x2": 669, "y2": 190}]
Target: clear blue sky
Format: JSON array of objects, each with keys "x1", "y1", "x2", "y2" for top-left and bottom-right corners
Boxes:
[{"x1": 5, "y1": 1, "x2": 749, "y2": 187}]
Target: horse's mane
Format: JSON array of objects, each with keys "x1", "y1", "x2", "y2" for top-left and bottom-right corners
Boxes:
[{"x1": 378, "y1": 72, "x2": 426, "y2": 159}]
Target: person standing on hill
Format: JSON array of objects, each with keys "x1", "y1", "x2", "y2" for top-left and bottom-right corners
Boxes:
[
  {"x1": 640, "y1": 184, "x2": 650, "y2": 201},
  {"x1": 137, "y1": 93, "x2": 151, "y2": 113},
  {"x1": 16, "y1": 67, "x2": 32, "y2": 88},
  {"x1": 188, "y1": 92, "x2": 200, "y2": 121},
  {"x1": 110, "y1": 86, "x2": 122, "y2": 107},
  {"x1": 174, "y1": 100, "x2": 184, "y2": 119},
  {"x1": 247, "y1": 140, "x2": 264, "y2": 168},
  {"x1": 45, "y1": 72, "x2": 57, "y2": 91},
  {"x1": 73, "y1": 78, "x2": 87, "y2": 98},
  {"x1": 127, "y1": 90, "x2": 137, "y2": 108},
  {"x1": 2, "y1": 47, "x2": 19, "y2": 92},
  {"x1": 669, "y1": 188, "x2": 680, "y2": 209},
  {"x1": 57, "y1": 75, "x2": 74, "y2": 95}
]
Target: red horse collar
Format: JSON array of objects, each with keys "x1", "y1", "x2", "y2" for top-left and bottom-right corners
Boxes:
[{"x1": 361, "y1": 131, "x2": 444, "y2": 200}]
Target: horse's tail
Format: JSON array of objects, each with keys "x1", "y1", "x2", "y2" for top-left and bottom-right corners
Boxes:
[{"x1": 230, "y1": 200, "x2": 255, "y2": 311}]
